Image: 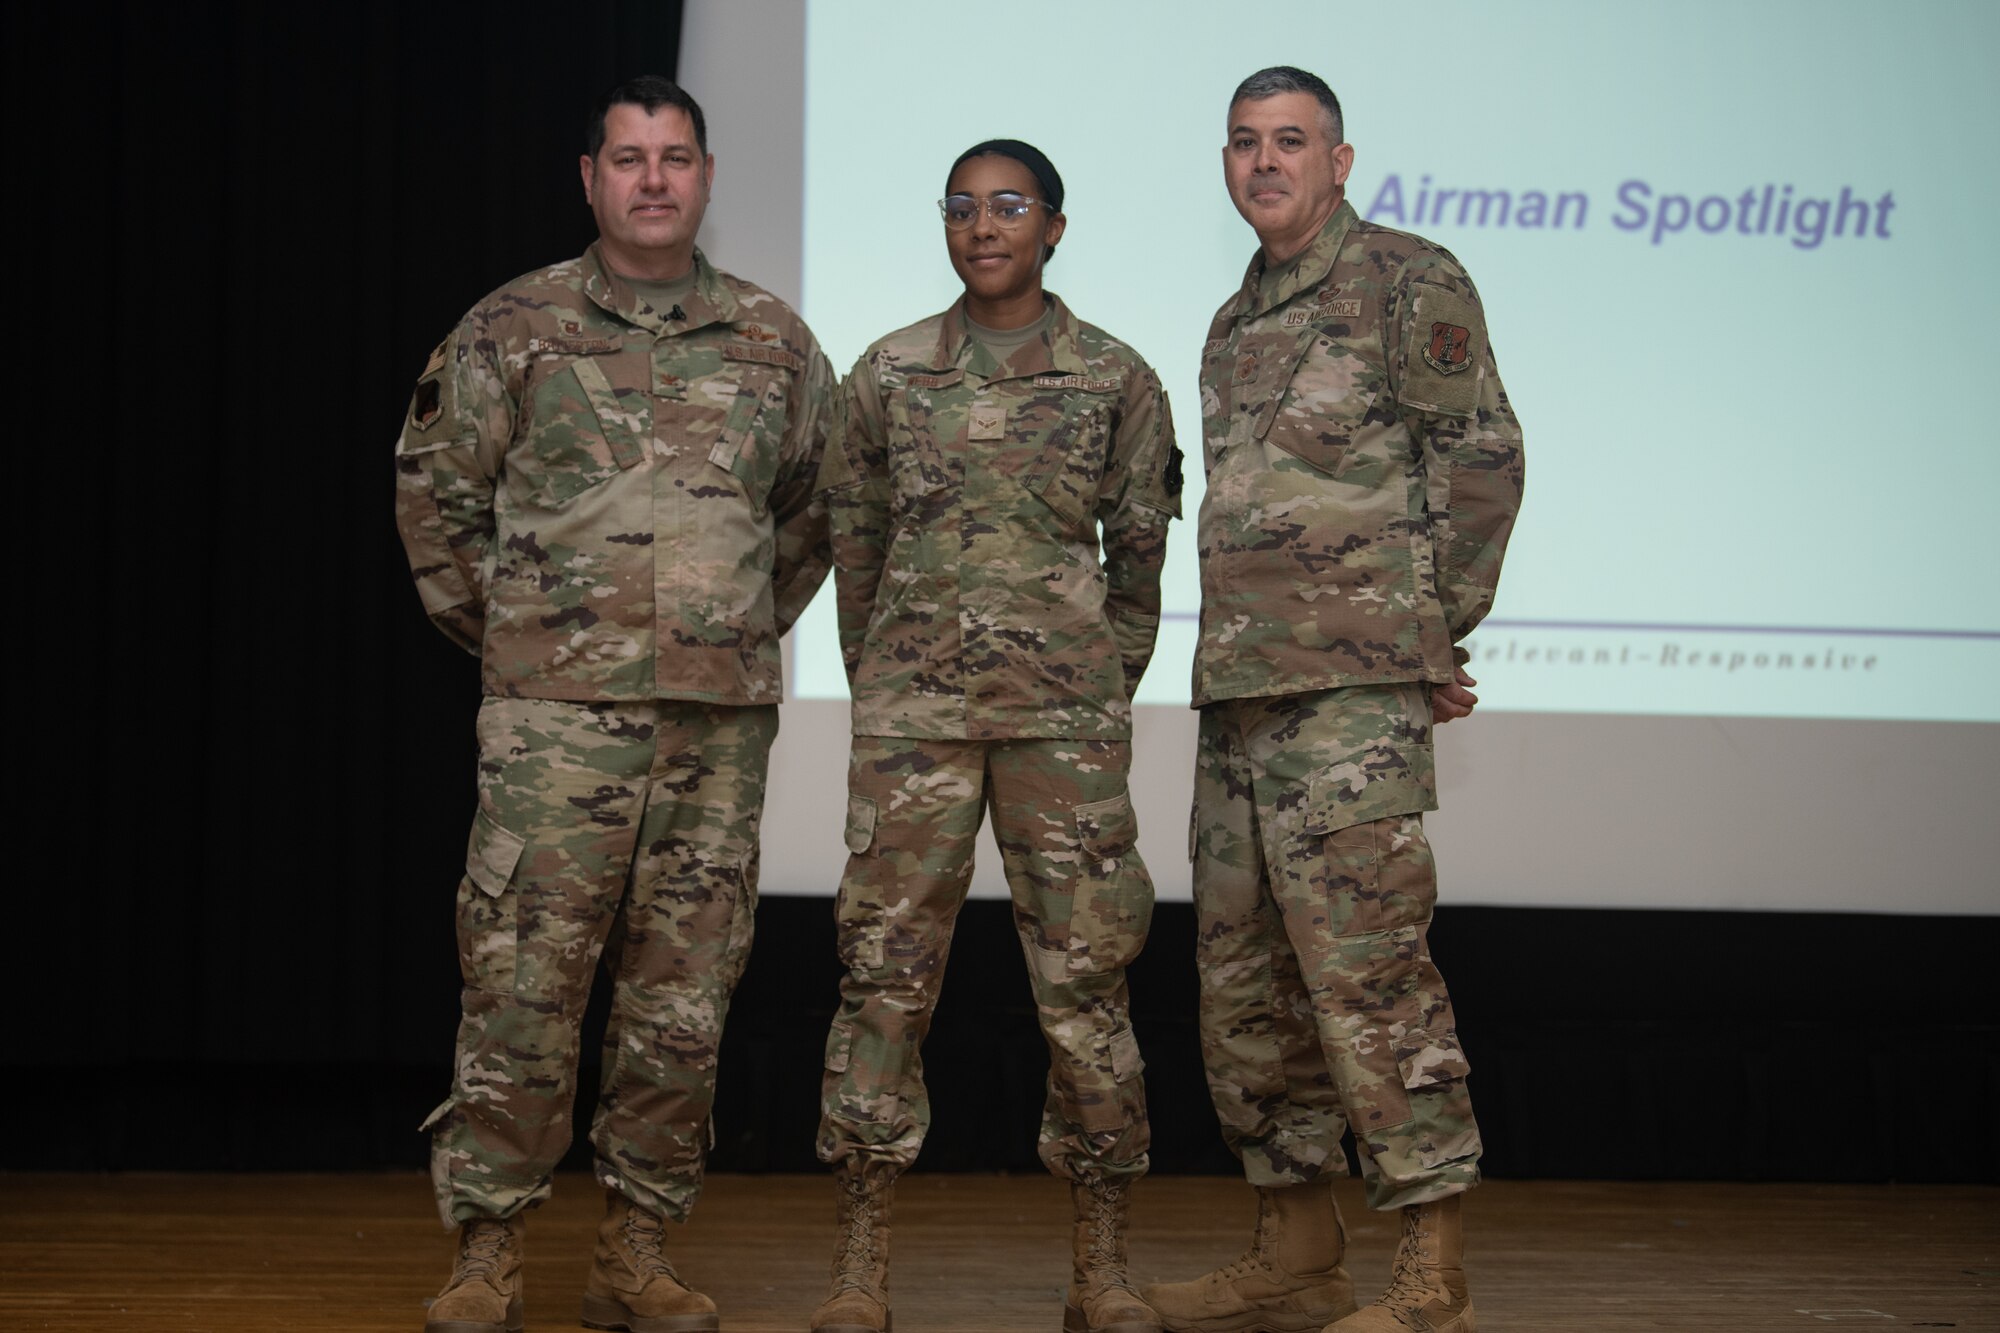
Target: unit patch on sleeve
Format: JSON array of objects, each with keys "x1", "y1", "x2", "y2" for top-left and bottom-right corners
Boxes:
[
  {"x1": 1400, "y1": 282, "x2": 1486, "y2": 417},
  {"x1": 1423, "y1": 323, "x2": 1473, "y2": 375}
]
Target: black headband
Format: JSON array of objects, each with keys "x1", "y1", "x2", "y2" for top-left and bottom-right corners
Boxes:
[{"x1": 947, "y1": 138, "x2": 1065, "y2": 214}]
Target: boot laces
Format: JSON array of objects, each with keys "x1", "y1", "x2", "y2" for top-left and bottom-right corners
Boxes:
[
  {"x1": 832, "y1": 1177, "x2": 881, "y2": 1292},
  {"x1": 1374, "y1": 1211, "x2": 1439, "y2": 1313},
  {"x1": 1096, "y1": 1176, "x2": 1128, "y2": 1264},
  {"x1": 1212, "y1": 1188, "x2": 1276, "y2": 1282},
  {"x1": 454, "y1": 1219, "x2": 510, "y2": 1285},
  {"x1": 620, "y1": 1206, "x2": 682, "y2": 1282},
  {"x1": 1079, "y1": 1177, "x2": 1132, "y2": 1292}
]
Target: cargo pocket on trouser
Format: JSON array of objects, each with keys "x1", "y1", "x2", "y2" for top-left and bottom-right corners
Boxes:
[
  {"x1": 1043, "y1": 1009, "x2": 1148, "y2": 1138},
  {"x1": 1372, "y1": 1024, "x2": 1481, "y2": 1200},
  {"x1": 1297, "y1": 741, "x2": 1438, "y2": 940},
  {"x1": 458, "y1": 806, "x2": 526, "y2": 992},
  {"x1": 1066, "y1": 791, "x2": 1154, "y2": 976},
  {"x1": 817, "y1": 1012, "x2": 912, "y2": 1169},
  {"x1": 835, "y1": 794, "x2": 885, "y2": 972}
]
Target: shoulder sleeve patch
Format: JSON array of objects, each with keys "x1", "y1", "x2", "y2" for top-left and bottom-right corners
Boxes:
[
  {"x1": 1398, "y1": 282, "x2": 1486, "y2": 418},
  {"x1": 399, "y1": 335, "x2": 458, "y2": 451}
]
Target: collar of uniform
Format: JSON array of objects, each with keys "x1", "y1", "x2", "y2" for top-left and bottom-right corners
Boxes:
[
  {"x1": 932, "y1": 292, "x2": 1089, "y2": 383},
  {"x1": 1234, "y1": 198, "x2": 1358, "y2": 321},
  {"x1": 580, "y1": 243, "x2": 739, "y2": 335}
]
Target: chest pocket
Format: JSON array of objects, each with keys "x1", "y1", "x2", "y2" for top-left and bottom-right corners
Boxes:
[
  {"x1": 522, "y1": 353, "x2": 648, "y2": 507},
  {"x1": 1029, "y1": 393, "x2": 1112, "y2": 532},
  {"x1": 885, "y1": 373, "x2": 958, "y2": 511},
  {"x1": 707, "y1": 368, "x2": 789, "y2": 518},
  {"x1": 1249, "y1": 325, "x2": 1384, "y2": 479}
]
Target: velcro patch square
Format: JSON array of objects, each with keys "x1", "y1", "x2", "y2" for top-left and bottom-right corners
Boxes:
[{"x1": 968, "y1": 405, "x2": 1006, "y2": 440}]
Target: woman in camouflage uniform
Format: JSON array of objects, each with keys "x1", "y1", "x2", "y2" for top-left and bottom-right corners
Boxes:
[{"x1": 810, "y1": 140, "x2": 1182, "y2": 1333}]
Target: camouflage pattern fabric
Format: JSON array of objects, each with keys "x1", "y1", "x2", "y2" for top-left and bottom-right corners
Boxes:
[
  {"x1": 421, "y1": 696, "x2": 777, "y2": 1227},
  {"x1": 393, "y1": 242, "x2": 834, "y2": 704},
  {"x1": 819, "y1": 294, "x2": 1180, "y2": 740},
  {"x1": 818, "y1": 736, "x2": 1154, "y2": 1182},
  {"x1": 1193, "y1": 201, "x2": 1524, "y2": 706},
  {"x1": 1192, "y1": 684, "x2": 1480, "y2": 1210}
]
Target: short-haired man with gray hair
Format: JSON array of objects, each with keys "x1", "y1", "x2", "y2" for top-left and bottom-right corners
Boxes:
[{"x1": 1142, "y1": 66, "x2": 1523, "y2": 1333}]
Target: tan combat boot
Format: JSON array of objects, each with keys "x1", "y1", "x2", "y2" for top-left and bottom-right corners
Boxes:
[
  {"x1": 1326, "y1": 1194, "x2": 1474, "y2": 1333},
  {"x1": 810, "y1": 1173, "x2": 893, "y2": 1332},
  {"x1": 1140, "y1": 1181, "x2": 1355, "y2": 1332},
  {"x1": 1064, "y1": 1175, "x2": 1162, "y2": 1333},
  {"x1": 580, "y1": 1188, "x2": 719, "y2": 1333},
  {"x1": 425, "y1": 1215, "x2": 524, "y2": 1333}
]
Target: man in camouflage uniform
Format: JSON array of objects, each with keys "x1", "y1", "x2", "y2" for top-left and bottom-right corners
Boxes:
[
  {"x1": 392, "y1": 75, "x2": 833, "y2": 1333},
  {"x1": 1142, "y1": 69, "x2": 1523, "y2": 1333},
  {"x1": 812, "y1": 141, "x2": 1180, "y2": 1333}
]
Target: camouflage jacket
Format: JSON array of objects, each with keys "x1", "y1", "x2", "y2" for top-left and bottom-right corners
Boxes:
[
  {"x1": 820, "y1": 295, "x2": 1180, "y2": 740},
  {"x1": 1194, "y1": 200, "x2": 1524, "y2": 707},
  {"x1": 394, "y1": 244, "x2": 834, "y2": 704}
]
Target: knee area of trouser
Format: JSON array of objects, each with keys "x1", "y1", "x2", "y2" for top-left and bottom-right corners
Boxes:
[
  {"x1": 836, "y1": 791, "x2": 970, "y2": 976},
  {"x1": 1018, "y1": 789, "x2": 1155, "y2": 982},
  {"x1": 1301, "y1": 925, "x2": 1469, "y2": 1137}
]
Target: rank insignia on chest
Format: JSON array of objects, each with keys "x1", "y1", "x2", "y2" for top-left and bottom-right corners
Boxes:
[
  {"x1": 1424, "y1": 322, "x2": 1474, "y2": 374},
  {"x1": 968, "y1": 405, "x2": 1006, "y2": 440}
]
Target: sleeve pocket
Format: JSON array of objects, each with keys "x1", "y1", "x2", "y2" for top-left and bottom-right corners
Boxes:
[
  {"x1": 1398, "y1": 283, "x2": 1485, "y2": 419},
  {"x1": 465, "y1": 807, "x2": 526, "y2": 899}
]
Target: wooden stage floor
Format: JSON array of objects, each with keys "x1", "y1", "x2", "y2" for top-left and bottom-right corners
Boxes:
[{"x1": 2, "y1": 1173, "x2": 1994, "y2": 1331}]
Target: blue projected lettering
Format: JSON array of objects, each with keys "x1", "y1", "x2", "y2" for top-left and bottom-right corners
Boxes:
[{"x1": 1365, "y1": 173, "x2": 1896, "y2": 250}]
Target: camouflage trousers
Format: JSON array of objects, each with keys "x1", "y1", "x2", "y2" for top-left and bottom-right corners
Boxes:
[
  {"x1": 818, "y1": 736, "x2": 1154, "y2": 1183},
  {"x1": 1193, "y1": 684, "x2": 1481, "y2": 1211},
  {"x1": 422, "y1": 696, "x2": 776, "y2": 1228}
]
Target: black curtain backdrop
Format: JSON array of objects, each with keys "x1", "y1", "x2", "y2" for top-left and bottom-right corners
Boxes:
[{"x1": 9, "y1": 5, "x2": 1997, "y2": 1185}]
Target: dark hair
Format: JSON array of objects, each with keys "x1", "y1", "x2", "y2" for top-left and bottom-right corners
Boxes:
[
  {"x1": 1230, "y1": 66, "x2": 1344, "y2": 143},
  {"x1": 946, "y1": 138, "x2": 1065, "y2": 261},
  {"x1": 587, "y1": 75, "x2": 707, "y2": 158}
]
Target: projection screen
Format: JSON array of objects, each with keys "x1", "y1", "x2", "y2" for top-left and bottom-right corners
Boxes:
[{"x1": 680, "y1": 0, "x2": 2000, "y2": 912}]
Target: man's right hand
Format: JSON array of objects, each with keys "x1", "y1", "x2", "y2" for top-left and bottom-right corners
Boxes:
[{"x1": 1433, "y1": 667, "x2": 1479, "y2": 724}]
